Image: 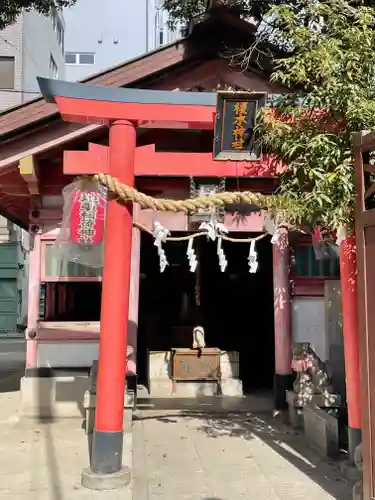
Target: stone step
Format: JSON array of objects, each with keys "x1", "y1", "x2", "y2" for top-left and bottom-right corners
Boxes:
[{"x1": 149, "y1": 378, "x2": 243, "y2": 397}]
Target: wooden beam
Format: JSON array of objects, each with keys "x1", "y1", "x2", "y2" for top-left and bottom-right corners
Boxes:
[
  {"x1": 0, "y1": 205, "x2": 28, "y2": 230},
  {"x1": 352, "y1": 131, "x2": 375, "y2": 151},
  {"x1": 30, "y1": 208, "x2": 61, "y2": 225},
  {"x1": 218, "y1": 62, "x2": 285, "y2": 94},
  {"x1": 146, "y1": 59, "x2": 222, "y2": 92},
  {"x1": 56, "y1": 96, "x2": 216, "y2": 129},
  {"x1": 137, "y1": 120, "x2": 213, "y2": 130},
  {"x1": 364, "y1": 164, "x2": 375, "y2": 175},
  {"x1": 364, "y1": 182, "x2": 375, "y2": 201},
  {"x1": 19, "y1": 155, "x2": 40, "y2": 196},
  {"x1": 64, "y1": 144, "x2": 284, "y2": 178}
]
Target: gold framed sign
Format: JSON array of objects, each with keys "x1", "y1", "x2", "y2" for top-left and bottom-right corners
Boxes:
[{"x1": 213, "y1": 91, "x2": 267, "y2": 161}]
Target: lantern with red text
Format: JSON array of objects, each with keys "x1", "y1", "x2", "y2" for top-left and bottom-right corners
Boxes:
[
  {"x1": 70, "y1": 189, "x2": 105, "y2": 246},
  {"x1": 55, "y1": 179, "x2": 107, "y2": 269}
]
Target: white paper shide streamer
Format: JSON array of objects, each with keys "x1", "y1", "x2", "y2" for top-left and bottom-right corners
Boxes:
[
  {"x1": 199, "y1": 212, "x2": 228, "y2": 242},
  {"x1": 152, "y1": 221, "x2": 170, "y2": 272},
  {"x1": 199, "y1": 213, "x2": 229, "y2": 272},
  {"x1": 216, "y1": 236, "x2": 228, "y2": 272},
  {"x1": 271, "y1": 228, "x2": 282, "y2": 245},
  {"x1": 151, "y1": 213, "x2": 264, "y2": 275},
  {"x1": 248, "y1": 239, "x2": 258, "y2": 273},
  {"x1": 187, "y1": 238, "x2": 198, "y2": 273}
]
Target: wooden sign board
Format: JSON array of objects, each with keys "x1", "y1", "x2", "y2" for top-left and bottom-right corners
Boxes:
[
  {"x1": 213, "y1": 91, "x2": 267, "y2": 161},
  {"x1": 171, "y1": 348, "x2": 221, "y2": 381}
]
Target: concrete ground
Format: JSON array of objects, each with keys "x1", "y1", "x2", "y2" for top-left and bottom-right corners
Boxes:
[
  {"x1": 0, "y1": 391, "x2": 132, "y2": 500},
  {"x1": 133, "y1": 406, "x2": 353, "y2": 500},
  {"x1": 0, "y1": 390, "x2": 353, "y2": 500}
]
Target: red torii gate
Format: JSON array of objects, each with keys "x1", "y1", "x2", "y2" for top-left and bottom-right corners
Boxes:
[
  {"x1": 37, "y1": 76, "x2": 361, "y2": 489},
  {"x1": 63, "y1": 142, "x2": 284, "y2": 177},
  {"x1": 38, "y1": 77, "x2": 288, "y2": 490}
]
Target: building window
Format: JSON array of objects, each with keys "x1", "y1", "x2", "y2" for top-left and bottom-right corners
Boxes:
[
  {"x1": 49, "y1": 55, "x2": 58, "y2": 79},
  {"x1": 64, "y1": 52, "x2": 77, "y2": 64},
  {"x1": 295, "y1": 244, "x2": 340, "y2": 278},
  {"x1": 64, "y1": 52, "x2": 95, "y2": 65},
  {"x1": 78, "y1": 53, "x2": 95, "y2": 65},
  {"x1": 0, "y1": 56, "x2": 15, "y2": 89},
  {"x1": 43, "y1": 242, "x2": 102, "y2": 279},
  {"x1": 155, "y1": 9, "x2": 164, "y2": 48}
]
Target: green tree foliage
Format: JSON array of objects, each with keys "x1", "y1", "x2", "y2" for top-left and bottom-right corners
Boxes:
[
  {"x1": 0, "y1": 1, "x2": 77, "y2": 30},
  {"x1": 162, "y1": 0, "x2": 375, "y2": 29},
  {"x1": 163, "y1": 0, "x2": 294, "y2": 28},
  {"x1": 163, "y1": 0, "x2": 206, "y2": 27},
  {"x1": 257, "y1": 1, "x2": 375, "y2": 231},
  {"x1": 163, "y1": 0, "x2": 374, "y2": 230}
]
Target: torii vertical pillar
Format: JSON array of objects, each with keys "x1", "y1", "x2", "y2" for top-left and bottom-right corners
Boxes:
[
  {"x1": 340, "y1": 234, "x2": 362, "y2": 462},
  {"x1": 273, "y1": 228, "x2": 293, "y2": 410},
  {"x1": 82, "y1": 120, "x2": 136, "y2": 490}
]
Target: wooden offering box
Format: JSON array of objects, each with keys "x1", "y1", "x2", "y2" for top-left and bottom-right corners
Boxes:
[{"x1": 171, "y1": 348, "x2": 221, "y2": 382}]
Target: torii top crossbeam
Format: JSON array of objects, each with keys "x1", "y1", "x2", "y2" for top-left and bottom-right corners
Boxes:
[
  {"x1": 37, "y1": 77, "x2": 282, "y2": 178},
  {"x1": 37, "y1": 77, "x2": 217, "y2": 129}
]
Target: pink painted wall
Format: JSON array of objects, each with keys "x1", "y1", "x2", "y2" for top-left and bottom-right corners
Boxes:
[{"x1": 138, "y1": 210, "x2": 267, "y2": 233}]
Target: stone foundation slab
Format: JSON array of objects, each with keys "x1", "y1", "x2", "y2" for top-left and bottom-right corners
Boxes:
[
  {"x1": 20, "y1": 375, "x2": 90, "y2": 418},
  {"x1": 303, "y1": 405, "x2": 339, "y2": 457}
]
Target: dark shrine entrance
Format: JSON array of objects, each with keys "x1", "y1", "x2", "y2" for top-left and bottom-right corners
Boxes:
[{"x1": 137, "y1": 231, "x2": 275, "y2": 394}]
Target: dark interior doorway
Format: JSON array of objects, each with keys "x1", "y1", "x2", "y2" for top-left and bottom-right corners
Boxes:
[
  {"x1": 199, "y1": 234, "x2": 275, "y2": 392},
  {"x1": 137, "y1": 232, "x2": 275, "y2": 393},
  {"x1": 40, "y1": 282, "x2": 102, "y2": 321}
]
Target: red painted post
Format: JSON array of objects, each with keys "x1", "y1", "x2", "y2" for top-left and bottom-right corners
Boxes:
[
  {"x1": 25, "y1": 231, "x2": 41, "y2": 371},
  {"x1": 127, "y1": 206, "x2": 141, "y2": 375},
  {"x1": 272, "y1": 228, "x2": 293, "y2": 410},
  {"x1": 340, "y1": 234, "x2": 362, "y2": 462},
  {"x1": 83, "y1": 120, "x2": 136, "y2": 489}
]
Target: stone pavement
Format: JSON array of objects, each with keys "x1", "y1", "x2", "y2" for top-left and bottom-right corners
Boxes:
[
  {"x1": 133, "y1": 408, "x2": 353, "y2": 500},
  {"x1": 0, "y1": 391, "x2": 131, "y2": 500},
  {"x1": 0, "y1": 390, "x2": 353, "y2": 500}
]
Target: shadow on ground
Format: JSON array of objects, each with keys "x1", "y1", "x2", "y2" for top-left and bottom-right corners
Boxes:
[
  {"x1": 0, "y1": 339, "x2": 25, "y2": 393},
  {"x1": 0, "y1": 369, "x2": 24, "y2": 392},
  {"x1": 40, "y1": 423, "x2": 64, "y2": 500},
  {"x1": 135, "y1": 409, "x2": 351, "y2": 500}
]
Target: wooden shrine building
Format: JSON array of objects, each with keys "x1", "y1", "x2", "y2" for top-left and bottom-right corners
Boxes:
[{"x1": 0, "y1": 5, "x2": 349, "y2": 427}]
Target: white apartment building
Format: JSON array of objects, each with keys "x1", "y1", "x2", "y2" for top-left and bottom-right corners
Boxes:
[
  {"x1": 152, "y1": 0, "x2": 182, "y2": 49},
  {"x1": 0, "y1": 8, "x2": 65, "y2": 333},
  {"x1": 63, "y1": 0, "x2": 182, "y2": 82},
  {"x1": 0, "y1": 6, "x2": 65, "y2": 112}
]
